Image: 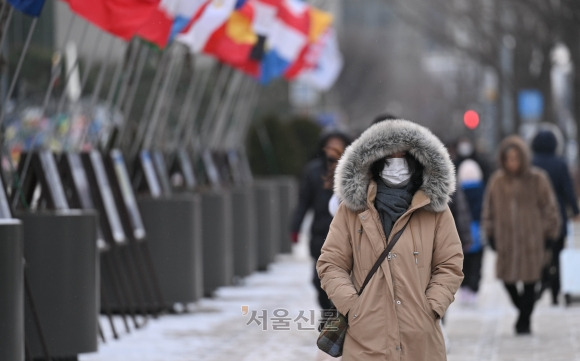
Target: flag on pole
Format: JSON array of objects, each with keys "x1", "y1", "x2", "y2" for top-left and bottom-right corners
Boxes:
[
  {"x1": 284, "y1": 5, "x2": 332, "y2": 80},
  {"x1": 203, "y1": 0, "x2": 258, "y2": 71},
  {"x1": 62, "y1": 0, "x2": 161, "y2": 41},
  {"x1": 7, "y1": 0, "x2": 46, "y2": 17},
  {"x1": 196, "y1": 0, "x2": 308, "y2": 83},
  {"x1": 297, "y1": 28, "x2": 342, "y2": 91},
  {"x1": 258, "y1": 0, "x2": 308, "y2": 83},
  {"x1": 136, "y1": 0, "x2": 177, "y2": 48},
  {"x1": 176, "y1": 0, "x2": 237, "y2": 53},
  {"x1": 170, "y1": 0, "x2": 210, "y2": 41}
]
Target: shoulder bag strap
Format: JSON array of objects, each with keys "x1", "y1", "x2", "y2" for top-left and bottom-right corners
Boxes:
[{"x1": 357, "y1": 213, "x2": 413, "y2": 296}]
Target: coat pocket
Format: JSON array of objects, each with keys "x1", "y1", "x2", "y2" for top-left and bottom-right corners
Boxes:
[
  {"x1": 422, "y1": 294, "x2": 437, "y2": 321},
  {"x1": 347, "y1": 294, "x2": 363, "y2": 325}
]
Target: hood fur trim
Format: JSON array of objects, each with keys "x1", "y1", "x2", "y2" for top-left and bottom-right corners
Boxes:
[
  {"x1": 498, "y1": 135, "x2": 531, "y2": 174},
  {"x1": 335, "y1": 119, "x2": 455, "y2": 212}
]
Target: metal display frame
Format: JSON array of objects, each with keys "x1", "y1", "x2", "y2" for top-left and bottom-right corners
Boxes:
[
  {"x1": 12, "y1": 151, "x2": 69, "y2": 211},
  {"x1": 133, "y1": 150, "x2": 163, "y2": 198},
  {"x1": 0, "y1": 173, "x2": 12, "y2": 218},
  {"x1": 151, "y1": 150, "x2": 172, "y2": 196}
]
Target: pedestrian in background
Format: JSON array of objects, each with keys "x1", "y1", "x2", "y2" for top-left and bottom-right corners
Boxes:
[
  {"x1": 454, "y1": 137, "x2": 493, "y2": 183},
  {"x1": 482, "y1": 135, "x2": 561, "y2": 335},
  {"x1": 457, "y1": 159, "x2": 485, "y2": 304},
  {"x1": 328, "y1": 113, "x2": 398, "y2": 217},
  {"x1": 290, "y1": 130, "x2": 351, "y2": 311},
  {"x1": 531, "y1": 129, "x2": 580, "y2": 305},
  {"x1": 318, "y1": 119, "x2": 463, "y2": 361},
  {"x1": 449, "y1": 186, "x2": 473, "y2": 254}
]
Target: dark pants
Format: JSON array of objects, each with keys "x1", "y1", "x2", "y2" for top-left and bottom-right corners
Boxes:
[
  {"x1": 313, "y1": 261, "x2": 333, "y2": 310},
  {"x1": 504, "y1": 282, "x2": 536, "y2": 333},
  {"x1": 461, "y1": 250, "x2": 483, "y2": 292},
  {"x1": 310, "y1": 236, "x2": 332, "y2": 310},
  {"x1": 541, "y1": 236, "x2": 565, "y2": 304}
]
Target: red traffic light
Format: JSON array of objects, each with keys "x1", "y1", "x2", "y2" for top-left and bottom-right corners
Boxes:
[{"x1": 464, "y1": 110, "x2": 479, "y2": 130}]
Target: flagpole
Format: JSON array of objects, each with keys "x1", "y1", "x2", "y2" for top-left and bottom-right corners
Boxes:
[
  {"x1": 207, "y1": 70, "x2": 244, "y2": 149},
  {"x1": 72, "y1": 36, "x2": 116, "y2": 150},
  {"x1": 187, "y1": 64, "x2": 227, "y2": 152},
  {"x1": 0, "y1": 6, "x2": 14, "y2": 57},
  {"x1": 229, "y1": 82, "x2": 260, "y2": 183},
  {"x1": 10, "y1": 13, "x2": 81, "y2": 209},
  {"x1": 56, "y1": 29, "x2": 104, "y2": 116},
  {"x1": 104, "y1": 42, "x2": 129, "y2": 110},
  {"x1": 117, "y1": 45, "x2": 149, "y2": 152},
  {"x1": 153, "y1": 49, "x2": 184, "y2": 149},
  {"x1": 142, "y1": 45, "x2": 181, "y2": 151},
  {"x1": 40, "y1": 13, "x2": 80, "y2": 114},
  {"x1": 4, "y1": 10, "x2": 78, "y2": 158},
  {"x1": 129, "y1": 49, "x2": 169, "y2": 157},
  {"x1": 223, "y1": 76, "x2": 254, "y2": 149},
  {"x1": 169, "y1": 54, "x2": 197, "y2": 152},
  {"x1": 231, "y1": 81, "x2": 260, "y2": 149},
  {"x1": 0, "y1": 17, "x2": 37, "y2": 128},
  {"x1": 182, "y1": 60, "x2": 216, "y2": 151},
  {"x1": 108, "y1": 39, "x2": 141, "y2": 151},
  {"x1": 5, "y1": 17, "x2": 42, "y2": 209},
  {"x1": 0, "y1": 4, "x2": 8, "y2": 41},
  {"x1": 222, "y1": 76, "x2": 257, "y2": 150},
  {"x1": 113, "y1": 40, "x2": 141, "y2": 112},
  {"x1": 151, "y1": 45, "x2": 186, "y2": 151},
  {"x1": 88, "y1": 37, "x2": 117, "y2": 111},
  {"x1": 196, "y1": 65, "x2": 232, "y2": 150}
]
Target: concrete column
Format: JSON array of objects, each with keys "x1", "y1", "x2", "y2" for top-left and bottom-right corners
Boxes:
[
  {"x1": 138, "y1": 194, "x2": 203, "y2": 307},
  {"x1": 0, "y1": 219, "x2": 24, "y2": 361},
  {"x1": 18, "y1": 210, "x2": 98, "y2": 359},
  {"x1": 231, "y1": 186, "x2": 257, "y2": 278},
  {"x1": 254, "y1": 180, "x2": 281, "y2": 271},
  {"x1": 200, "y1": 190, "x2": 233, "y2": 296}
]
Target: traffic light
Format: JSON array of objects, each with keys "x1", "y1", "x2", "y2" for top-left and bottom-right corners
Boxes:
[{"x1": 463, "y1": 110, "x2": 479, "y2": 130}]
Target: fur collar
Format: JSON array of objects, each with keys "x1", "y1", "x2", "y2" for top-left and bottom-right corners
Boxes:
[{"x1": 334, "y1": 119, "x2": 455, "y2": 212}]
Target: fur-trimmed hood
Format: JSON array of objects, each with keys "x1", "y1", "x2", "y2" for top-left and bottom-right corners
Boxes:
[
  {"x1": 334, "y1": 119, "x2": 455, "y2": 212},
  {"x1": 498, "y1": 135, "x2": 531, "y2": 175}
]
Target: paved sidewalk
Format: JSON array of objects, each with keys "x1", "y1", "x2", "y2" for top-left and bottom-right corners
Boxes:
[
  {"x1": 80, "y1": 247, "x2": 580, "y2": 361},
  {"x1": 446, "y1": 250, "x2": 580, "y2": 361}
]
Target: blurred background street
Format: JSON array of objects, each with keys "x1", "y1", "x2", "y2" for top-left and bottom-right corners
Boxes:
[{"x1": 2, "y1": 0, "x2": 580, "y2": 360}]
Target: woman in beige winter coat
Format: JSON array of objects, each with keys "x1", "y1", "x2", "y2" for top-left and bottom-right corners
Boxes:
[
  {"x1": 317, "y1": 120, "x2": 464, "y2": 361},
  {"x1": 482, "y1": 135, "x2": 560, "y2": 335}
]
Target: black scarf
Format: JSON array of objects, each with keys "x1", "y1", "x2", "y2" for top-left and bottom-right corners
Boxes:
[{"x1": 374, "y1": 180, "x2": 414, "y2": 238}]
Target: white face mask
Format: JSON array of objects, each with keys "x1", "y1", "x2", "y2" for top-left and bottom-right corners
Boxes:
[
  {"x1": 457, "y1": 141, "x2": 474, "y2": 157},
  {"x1": 380, "y1": 158, "x2": 411, "y2": 186}
]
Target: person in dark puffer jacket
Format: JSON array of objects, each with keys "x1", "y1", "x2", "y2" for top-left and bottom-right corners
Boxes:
[
  {"x1": 531, "y1": 129, "x2": 580, "y2": 305},
  {"x1": 290, "y1": 130, "x2": 351, "y2": 311}
]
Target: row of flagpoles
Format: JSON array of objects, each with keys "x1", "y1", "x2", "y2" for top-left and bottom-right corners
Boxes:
[{"x1": 7, "y1": 0, "x2": 343, "y2": 90}]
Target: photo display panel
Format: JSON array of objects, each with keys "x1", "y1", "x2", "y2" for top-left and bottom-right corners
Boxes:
[
  {"x1": 0, "y1": 174, "x2": 12, "y2": 218},
  {"x1": 226, "y1": 150, "x2": 244, "y2": 185},
  {"x1": 139, "y1": 150, "x2": 162, "y2": 198},
  {"x1": 177, "y1": 149, "x2": 196, "y2": 190},
  {"x1": 152, "y1": 150, "x2": 172, "y2": 196},
  {"x1": 110, "y1": 149, "x2": 146, "y2": 240},
  {"x1": 89, "y1": 150, "x2": 126, "y2": 244},
  {"x1": 65, "y1": 153, "x2": 95, "y2": 209},
  {"x1": 202, "y1": 150, "x2": 221, "y2": 188},
  {"x1": 38, "y1": 151, "x2": 69, "y2": 210}
]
